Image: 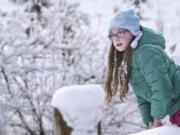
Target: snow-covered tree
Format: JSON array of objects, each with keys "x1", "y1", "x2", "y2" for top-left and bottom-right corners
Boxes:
[{"x1": 0, "y1": 0, "x2": 105, "y2": 134}]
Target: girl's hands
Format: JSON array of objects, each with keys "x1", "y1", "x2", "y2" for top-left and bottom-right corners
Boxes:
[
  {"x1": 148, "y1": 120, "x2": 163, "y2": 129},
  {"x1": 148, "y1": 121, "x2": 154, "y2": 129},
  {"x1": 153, "y1": 119, "x2": 163, "y2": 127}
]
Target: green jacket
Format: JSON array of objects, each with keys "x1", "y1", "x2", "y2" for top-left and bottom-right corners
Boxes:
[{"x1": 129, "y1": 26, "x2": 180, "y2": 126}]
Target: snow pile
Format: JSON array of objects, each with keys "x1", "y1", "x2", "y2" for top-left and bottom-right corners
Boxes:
[
  {"x1": 129, "y1": 125, "x2": 180, "y2": 135},
  {"x1": 51, "y1": 84, "x2": 105, "y2": 135}
]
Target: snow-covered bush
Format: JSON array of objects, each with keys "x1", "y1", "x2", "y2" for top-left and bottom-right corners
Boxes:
[{"x1": 0, "y1": 0, "x2": 105, "y2": 134}]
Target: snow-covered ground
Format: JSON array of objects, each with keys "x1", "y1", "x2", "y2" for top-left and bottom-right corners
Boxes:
[{"x1": 129, "y1": 125, "x2": 180, "y2": 135}]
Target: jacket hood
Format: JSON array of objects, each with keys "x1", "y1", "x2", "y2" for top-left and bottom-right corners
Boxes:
[{"x1": 136, "y1": 26, "x2": 166, "y2": 49}]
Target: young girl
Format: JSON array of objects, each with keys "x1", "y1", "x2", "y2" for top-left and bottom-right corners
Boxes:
[{"x1": 105, "y1": 8, "x2": 180, "y2": 129}]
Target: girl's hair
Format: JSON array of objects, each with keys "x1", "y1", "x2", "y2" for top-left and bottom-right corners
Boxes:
[{"x1": 105, "y1": 43, "x2": 133, "y2": 103}]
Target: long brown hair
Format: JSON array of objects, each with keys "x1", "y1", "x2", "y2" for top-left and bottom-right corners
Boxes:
[{"x1": 105, "y1": 43, "x2": 133, "y2": 103}]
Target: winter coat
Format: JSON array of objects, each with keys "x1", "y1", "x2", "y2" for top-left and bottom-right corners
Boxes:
[{"x1": 129, "y1": 26, "x2": 180, "y2": 126}]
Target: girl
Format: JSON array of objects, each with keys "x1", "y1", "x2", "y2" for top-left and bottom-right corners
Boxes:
[{"x1": 105, "y1": 8, "x2": 180, "y2": 129}]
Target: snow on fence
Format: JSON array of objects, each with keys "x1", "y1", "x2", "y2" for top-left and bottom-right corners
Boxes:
[{"x1": 51, "y1": 84, "x2": 105, "y2": 135}]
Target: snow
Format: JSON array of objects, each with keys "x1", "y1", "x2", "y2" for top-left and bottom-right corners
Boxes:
[
  {"x1": 67, "y1": 0, "x2": 122, "y2": 37},
  {"x1": 0, "y1": 0, "x2": 19, "y2": 13},
  {"x1": 51, "y1": 84, "x2": 105, "y2": 135},
  {"x1": 1, "y1": 0, "x2": 180, "y2": 134},
  {"x1": 129, "y1": 125, "x2": 180, "y2": 135}
]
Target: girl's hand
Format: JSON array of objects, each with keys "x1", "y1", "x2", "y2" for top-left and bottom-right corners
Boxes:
[
  {"x1": 148, "y1": 121, "x2": 154, "y2": 129},
  {"x1": 148, "y1": 120, "x2": 163, "y2": 129},
  {"x1": 153, "y1": 119, "x2": 163, "y2": 128}
]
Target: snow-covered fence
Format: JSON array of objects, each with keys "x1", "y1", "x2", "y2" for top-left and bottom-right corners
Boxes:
[{"x1": 51, "y1": 84, "x2": 105, "y2": 135}]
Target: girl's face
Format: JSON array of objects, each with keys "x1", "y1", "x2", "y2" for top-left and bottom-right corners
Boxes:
[{"x1": 109, "y1": 28, "x2": 134, "y2": 52}]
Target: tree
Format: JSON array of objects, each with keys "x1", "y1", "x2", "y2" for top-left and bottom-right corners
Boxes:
[{"x1": 0, "y1": 0, "x2": 105, "y2": 134}]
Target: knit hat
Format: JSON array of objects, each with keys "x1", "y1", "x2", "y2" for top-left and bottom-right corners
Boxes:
[{"x1": 108, "y1": 8, "x2": 143, "y2": 48}]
